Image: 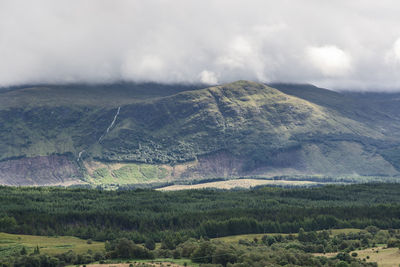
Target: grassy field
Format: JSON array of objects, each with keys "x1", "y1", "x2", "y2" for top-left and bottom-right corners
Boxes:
[
  {"x1": 2, "y1": 229, "x2": 397, "y2": 266},
  {"x1": 353, "y1": 246, "x2": 400, "y2": 267},
  {"x1": 213, "y1": 233, "x2": 282, "y2": 243},
  {"x1": 314, "y1": 245, "x2": 400, "y2": 267},
  {"x1": 0, "y1": 232, "x2": 104, "y2": 257},
  {"x1": 214, "y1": 228, "x2": 364, "y2": 243},
  {"x1": 216, "y1": 229, "x2": 400, "y2": 267},
  {"x1": 157, "y1": 179, "x2": 319, "y2": 191},
  {"x1": 329, "y1": 228, "x2": 364, "y2": 235},
  {"x1": 84, "y1": 161, "x2": 170, "y2": 185}
]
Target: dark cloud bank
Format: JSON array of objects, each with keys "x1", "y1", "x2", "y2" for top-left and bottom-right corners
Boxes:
[{"x1": 1, "y1": 0, "x2": 400, "y2": 91}]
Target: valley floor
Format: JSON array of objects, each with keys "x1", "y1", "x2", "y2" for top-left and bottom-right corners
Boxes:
[
  {"x1": 1, "y1": 184, "x2": 400, "y2": 266},
  {"x1": 6, "y1": 229, "x2": 400, "y2": 267}
]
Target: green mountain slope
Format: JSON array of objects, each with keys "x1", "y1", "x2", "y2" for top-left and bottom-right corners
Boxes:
[{"x1": 1, "y1": 81, "x2": 399, "y2": 185}]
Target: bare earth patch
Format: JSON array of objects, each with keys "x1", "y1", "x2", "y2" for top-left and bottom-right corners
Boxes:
[{"x1": 157, "y1": 179, "x2": 318, "y2": 191}]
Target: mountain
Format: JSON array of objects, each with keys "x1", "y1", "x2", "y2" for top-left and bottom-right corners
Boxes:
[{"x1": 1, "y1": 81, "x2": 400, "y2": 186}]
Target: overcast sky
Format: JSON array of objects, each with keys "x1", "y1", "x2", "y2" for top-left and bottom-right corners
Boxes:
[{"x1": 1, "y1": 0, "x2": 400, "y2": 90}]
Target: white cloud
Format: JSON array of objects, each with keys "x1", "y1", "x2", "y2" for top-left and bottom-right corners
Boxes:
[
  {"x1": 307, "y1": 46, "x2": 352, "y2": 77},
  {"x1": 1, "y1": 0, "x2": 400, "y2": 90},
  {"x1": 391, "y1": 38, "x2": 400, "y2": 62},
  {"x1": 383, "y1": 37, "x2": 400, "y2": 73},
  {"x1": 199, "y1": 70, "x2": 218, "y2": 85},
  {"x1": 385, "y1": 38, "x2": 400, "y2": 67},
  {"x1": 216, "y1": 36, "x2": 254, "y2": 69},
  {"x1": 122, "y1": 54, "x2": 165, "y2": 81}
]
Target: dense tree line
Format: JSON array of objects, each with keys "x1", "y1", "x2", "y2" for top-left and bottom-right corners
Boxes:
[
  {"x1": 1, "y1": 184, "x2": 400, "y2": 244},
  {"x1": 2, "y1": 184, "x2": 400, "y2": 266}
]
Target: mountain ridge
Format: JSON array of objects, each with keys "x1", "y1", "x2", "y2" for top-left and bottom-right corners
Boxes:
[{"x1": 1, "y1": 80, "x2": 400, "y2": 186}]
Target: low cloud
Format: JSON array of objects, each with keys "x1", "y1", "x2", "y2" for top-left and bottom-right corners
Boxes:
[
  {"x1": 1, "y1": 0, "x2": 400, "y2": 90},
  {"x1": 122, "y1": 54, "x2": 165, "y2": 81},
  {"x1": 390, "y1": 38, "x2": 400, "y2": 63},
  {"x1": 307, "y1": 46, "x2": 352, "y2": 77},
  {"x1": 200, "y1": 70, "x2": 218, "y2": 85},
  {"x1": 384, "y1": 40, "x2": 399, "y2": 70}
]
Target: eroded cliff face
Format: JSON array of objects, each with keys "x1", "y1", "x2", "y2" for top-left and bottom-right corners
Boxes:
[{"x1": 0, "y1": 155, "x2": 83, "y2": 186}]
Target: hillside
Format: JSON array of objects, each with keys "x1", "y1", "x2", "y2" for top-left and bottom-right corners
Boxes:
[{"x1": 1, "y1": 81, "x2": 400, "y2": 186}]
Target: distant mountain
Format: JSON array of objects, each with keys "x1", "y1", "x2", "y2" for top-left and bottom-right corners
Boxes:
[{"x1": 1, "y1": 81, "x2": 400, "y2": 186}]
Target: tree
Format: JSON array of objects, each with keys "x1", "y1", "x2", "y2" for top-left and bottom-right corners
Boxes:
[
  {"x1": 336, "y1": 252, "x2": 351, "y2": 262},
  {"x1": 387, "y1": 239, "x2": 399, "y2": 248},
  {"x1": 0, "y1": 216, "x2": 18, "y2": 233},
  {"x1": 262, "y1": 236, "x2": 276, "y2": 246},
  {"x1": 115, "y1": 238, "x2": 135, "y2": 258},
  {"x1": 365, "y1": 226, "x2": 379, "y2": 235},
  {"x1": 191, "y1": 241, "x2": 216, "y2": 263},
  {"x1": 34, "y1": 245, "x2": 40, "y2": 255},
  {"x1": 212, "y1": 246, "x2": 237, "y2": 266},
  {"x1": 145, "y1": 239, "x2": 156, "y2": 250},
  {"x1": 161, "y1": 235, "x2": 176, "y2": 250},
  {"x1": 112, "y1": 238, "x2": 154, "y2": 259},
  {"x1": 20, "y1": 247, "x2": 27, "y2": 255}
]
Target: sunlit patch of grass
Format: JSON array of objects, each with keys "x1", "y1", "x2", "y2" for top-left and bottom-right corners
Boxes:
[
  {"x1": 0, "y1": 232, "x2": 104, "y2": 256},
  {"x1": 214, "y1": 228, "x2": 365, "y2": 244},
  {"x1": 352, "y1": 246, "x2": 400, "y2": 267},
  {"x1": 87, "y1": 161, "x2": 169, "y2": 185}
]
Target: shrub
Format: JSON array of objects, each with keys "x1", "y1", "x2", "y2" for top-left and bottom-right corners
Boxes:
[{"x1": 145, "y1": 239, "x2": 156, "y2": 250}]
